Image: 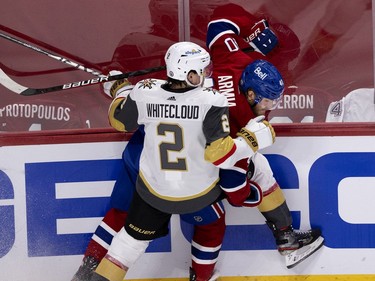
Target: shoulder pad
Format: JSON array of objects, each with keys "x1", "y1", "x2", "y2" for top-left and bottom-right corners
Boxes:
[{"x1": 200, "y1": 87, "x2": 228, "y2": 107}]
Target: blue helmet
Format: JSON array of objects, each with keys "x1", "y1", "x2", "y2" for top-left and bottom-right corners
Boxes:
[{"x1": 239, "y1": 59, "x2": 284, "y2": 104}]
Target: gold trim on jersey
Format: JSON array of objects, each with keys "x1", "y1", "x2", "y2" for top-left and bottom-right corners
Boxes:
[
  {"x1": 204, "y1": 136, "x2": 235, "y2": 164},
  {"x1": 257, "y1": 185, "x2": 286, "y2": 212},
  {"x1": 108, "y1": 98, "x2": 126, "y2": 132},
  {"x1": 139, "y1": 171, "x2": 220, "y2": 201}
]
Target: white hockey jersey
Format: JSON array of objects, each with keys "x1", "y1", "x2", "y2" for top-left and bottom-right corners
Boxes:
[
  {"x1": 115, "y1": 78, "x2": 246, "y2": 213},
  {"x1": 325, "y1": 88, "x2": 375, "y2": 122}
]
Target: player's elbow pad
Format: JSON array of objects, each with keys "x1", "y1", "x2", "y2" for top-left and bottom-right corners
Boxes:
[
  {"x1": 204, "y1": 137, "x2": 252, "y2": 169},
  {"x1": 108, "y1": 98, "x2": 126, "y2": 132}
]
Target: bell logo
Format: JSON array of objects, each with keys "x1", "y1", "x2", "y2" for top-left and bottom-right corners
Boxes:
[{"x1": 254, "y1": 66, "x2": 268, "y2": 80}]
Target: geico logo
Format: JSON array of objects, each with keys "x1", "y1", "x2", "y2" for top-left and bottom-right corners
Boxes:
[
  {"x1": 0, "y1": 170, "x2": 15, "y2": 258},
  {"x1": 1, "y1": 151, "x2": 374, "y2": 258}
]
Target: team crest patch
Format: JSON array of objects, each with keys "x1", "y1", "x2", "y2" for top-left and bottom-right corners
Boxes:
[
  {"x1": 138, "y1": 79, "x2": 157, "y2": 89},
  {"x1": 194, "y1": 216, "x2": 203, "y2": 222}
]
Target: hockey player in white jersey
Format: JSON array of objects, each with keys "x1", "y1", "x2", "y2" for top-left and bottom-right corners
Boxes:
[
  {"x1": 326, "y1": 88, "x2": 375, "y2": 122},
  {"x1": 90, "y1": 41, "x2": 276, "y2": 281}
]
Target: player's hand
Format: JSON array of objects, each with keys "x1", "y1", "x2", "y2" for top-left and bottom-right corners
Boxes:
[
  {"x1": 236, "y1": 115, "x2": 276, "y2": 152},
  {"x1": 103, "y1": 70, "x2": 132, "y2": 99},
  {"x1": 245, "y1": 19, "x2": 278, "y2": 55}
]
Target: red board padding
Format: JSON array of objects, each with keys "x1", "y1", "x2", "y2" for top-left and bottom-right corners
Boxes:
[
  {"x1": 0, "y1": 128, "x2": 131, "y2": 146},
  {"x1": 1, "y1": 123, "x2": 375, "y2": 147}
]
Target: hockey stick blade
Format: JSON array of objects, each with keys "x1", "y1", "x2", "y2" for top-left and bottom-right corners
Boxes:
[
  {"x1": 285, "y1": 236, "x2": 324, "y2": 269},
  {"x1": 0, "y1": 66, "x2": 166, "y2": 96},
  {"x1": 0, "y1": 68, "x2": 28, "y2": 93}
]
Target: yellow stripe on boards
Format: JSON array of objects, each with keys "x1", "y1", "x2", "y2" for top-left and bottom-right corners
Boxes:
[{"x1": 125, "y1": 275, "x2": 375, "y2": 281}]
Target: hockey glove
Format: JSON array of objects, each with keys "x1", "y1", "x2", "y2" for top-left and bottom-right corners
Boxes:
[
  {"x1": 236, "y1": 115, "x2": 275, "y2": 152},
  {"x1": 245, "y1": 19, "x2": 278, "y2": 55},
  {"x1": 103, "y1": 70, "x2": 133, "y2": 99}
]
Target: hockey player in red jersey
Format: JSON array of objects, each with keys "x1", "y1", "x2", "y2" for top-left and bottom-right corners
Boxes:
[{"x1": 206, "y1": 3, "x2": 324, "y2": 267}]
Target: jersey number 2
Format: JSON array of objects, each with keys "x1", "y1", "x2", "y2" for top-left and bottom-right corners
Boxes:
[{"x1": 157, "y1": 123, "x2": 187, "y2": 171}]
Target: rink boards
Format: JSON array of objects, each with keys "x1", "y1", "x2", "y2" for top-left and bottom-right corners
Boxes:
[{"x1": 0, "y1": 129, "x2": 375, "y2": 280}]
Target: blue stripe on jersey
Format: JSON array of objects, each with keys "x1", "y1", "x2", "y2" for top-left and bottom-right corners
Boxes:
[
  {"x1": 206, "y1": 20, "x2": 239, "y2": 48},
  {"x1": 180, "y1": 201, "x2": 224, "y2": 225},
  {"x1": 94, "y1": 225, "x2": 114, "y2": 245},
  {"x1": 192, "y1": 245, "x2": 221, "y2": 261},
  {"x1": 219, "y1": 168, "x2": 246, "y2": 189}
]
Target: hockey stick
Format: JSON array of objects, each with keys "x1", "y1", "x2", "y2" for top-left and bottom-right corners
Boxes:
[
  {"x1": 0, "y1": 65, "x2": 166, "y2": 96},
  {"x1": 0, "y1": 24, "x2": 104, "y2": 74},
  {"x1": 0, "y1": 60, "x2": 110, "y2": 77},
  {"x1": 0, "y1": 31, "x2": 104, "y2": 77}
]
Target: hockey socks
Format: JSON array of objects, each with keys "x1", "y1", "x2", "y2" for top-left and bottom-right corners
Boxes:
[
  {"x1": 84, "y1": 208, "x2": 128, "y2": 261},
  {"x1": 71, "y1": 208, "x2": 128, "y2": 280},
  {"x1": 191, "y1": 217, "x2": 225, "y2": 281}
]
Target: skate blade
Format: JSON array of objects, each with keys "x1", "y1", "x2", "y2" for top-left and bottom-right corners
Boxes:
[
  {"x1": 285, "y1": 236, "x2": 324, "y2": 269},
  {"x1": 208, "y1": 270, "x2": 220, "y2": 281}
]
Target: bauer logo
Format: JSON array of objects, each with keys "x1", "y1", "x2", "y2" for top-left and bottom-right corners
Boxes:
[
  {"x1": 62, "y1": 76, "x2": 109, "y2": 89},
  {"x1": 245, "y1": 27, "x2": 261, "y2": 42}
]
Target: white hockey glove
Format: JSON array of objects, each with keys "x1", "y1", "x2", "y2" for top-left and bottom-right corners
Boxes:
[
  {"x1": 245, "y1": 19, "x2": 278, "y2": 55},
  {"x1": 236, "y1": 115, "x2": 276, "y2": 152},
  {"x1": 103, "y1": 70, "x2": 133, "y2": 99}
]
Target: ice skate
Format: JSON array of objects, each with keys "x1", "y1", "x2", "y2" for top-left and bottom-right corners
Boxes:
[
  {"x1": 189, "y1": 267, "x2": 220, "y2": 281},
  {"x1": 90, "y1": 272, "x2": 110, "y2": 281},
  {"x1": 71, "y1": 256, "x2": 99, "y2": 281},
  {"x1": 267, "y1": 222, "x2": 324, "y2": 268}
]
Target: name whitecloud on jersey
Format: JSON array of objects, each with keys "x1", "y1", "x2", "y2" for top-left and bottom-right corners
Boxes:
[{"x1": 146, "y1": 103, "x2": 200, "y2": 119}]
